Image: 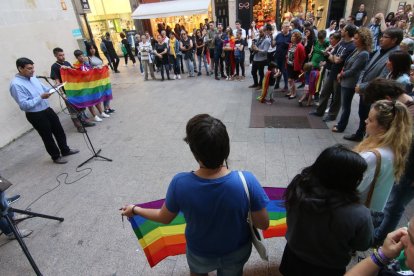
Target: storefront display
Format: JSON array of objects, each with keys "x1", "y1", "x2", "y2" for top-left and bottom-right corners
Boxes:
[
  {"x1": 150, "y1": 13, "x2": 209, "y2": 36},
  {"x1": 252, "y1": 0, "x2": 276, "y2": 28}
]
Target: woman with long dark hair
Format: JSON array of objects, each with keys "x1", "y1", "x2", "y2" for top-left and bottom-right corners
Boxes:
[
  {"x1": 280, "y1": 145, "x2": 373, "y2": 276},
  {"x1": 386, "y1": 50, "x2": 413, "y2": 94}
]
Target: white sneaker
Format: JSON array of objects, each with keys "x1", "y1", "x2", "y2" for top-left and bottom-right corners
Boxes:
[
  {"x1": 124, "y1": 64, "x2": 128, "y2": 67},
  {"x1": 7, "y1": 229, "x2": 33, "y2": 240},
  {"x1": 101, "y1": 112, "x2": 110, "y2": 118},
  {"x1": 93, "y1": 115, "x2": 103, "y2": 122},
  {"x1": 178, "y1": 75, "x2": 181, "y2": 79},
  {"x1": 132, "y1": 63, "x2": 136, "y2": 67},
  {"x1": 174, "y1": 75, "x2": 177, "y2": 80}
]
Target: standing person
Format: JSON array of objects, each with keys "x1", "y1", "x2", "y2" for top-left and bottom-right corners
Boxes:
[
  {"x1": 344, "y1": 28, "x2": 403, "y2": 142},
  {"x1": 87, "y1": 45, "x2": 115, "y2": 114},
  {"x1": 180, "y1": 30, "x2": 195, "y2": 77},
  {"x1": 369, "y1": 13, "x2": 387, "y2": 52},
  {"x1": 103, "y1": 32, "x2": 120, "y2": 73},
  {"x1": 134, "y1": 34, "x2": 144, "y2": 75},
  {"x1": 195, "y1": 29, "x2": 209, "y2": 76},
  {"x1": 247, "y1": 21, "x2": 259, "y2": 67},
  {"x1": 100, "y1": 36, "x2": 114, "y2": 71},
  {"x1": 10, "y1": 58, "x2": 79, "y2": 164},
  {"x1": 206, "y1": 21, "x2": 217, "y2": 75},
  {"x1": 249, "y1": 27, "x2": 271, "y2": 89},
  {"x1": 234, "y1": 30, "x2": 247, "y2": 81},
  {"x1": 223, "y1": 27, "x2": 235, "y2": 80},
  {"x1": 333, "y1": 27, "x2": 372, "y2": 133},
  {"x1": 154, "y1": 34, "x2": 171, "y2": 81},
  {"x1": 310, "y1": 25, "x2": 356, "y2": 121},
  {"x1": 139, "y1": 34, "x2": 156, "y2": 81},
  {"x1": 386, "y1": 51, "x2": 413, "y2": 93},
  {"x1": 354, "y1": 100, "x2": 412, "y2": 212},
  {"x1": 325, "y1": 20, "x2": 337, "y2": 38},
  {"x1": 213, "y1": 23, "x2": 226, "y2": 80},
  {"x1": 121, "y1": 114, "x2": 269, "y2": 276},
  {"x1": 169, "y1": 32, "x2": 181, "y2": 80},
  {"x1": 274, "y1": 21, "x2": 292, "y2": 90},
  {"x1": 355, "y1": 4, "x2": 368, "y2": 27},
  {"x1": 285, "y1": 32, "x2": 306, "y2": 99},
  {"x1": 233, "y1": 19, "x2": 246, "y2": 39},
  {"x1": 280, "y1": 145, "x2": 373, "y2": 276},
  {"x1": 120, "y1": 32, "x2": 136, "y2": 67},
  {"x1": 50, "y1": 47, "x2": 95, "y2": 132}
]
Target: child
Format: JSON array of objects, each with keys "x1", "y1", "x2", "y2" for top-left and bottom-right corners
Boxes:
[
  {"x1": 257, "y1": 62, "x2": 281, "y2": 104},
  {"x1": 298, "y1": 62, "x2": 319, "y2": 107}
]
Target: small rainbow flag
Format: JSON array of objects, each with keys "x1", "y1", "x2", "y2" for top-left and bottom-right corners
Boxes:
[
  {"x1": 129, "y1": 187, "x2": 287, "y2": 267},
  {"x1": 60, "y1": 66, "x2": 113, "y2": 108}
]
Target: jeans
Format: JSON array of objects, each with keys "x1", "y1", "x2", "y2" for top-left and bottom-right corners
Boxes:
[
  {"x1": 336, "y1": 86, "x2": 355, "y2": 131},
  {"x1": 159, "y1": 62, "x2": 170, "y2": 79},
  {"x1": 186, "y1": 242, "x2": 252, "y2": 276},
  {"x1": 0, "y1": 192, "x2": 14, "y2": 235},
  {"x1": 355, "y1": 94, "x2": 371, "y2": 137},
  {"x1": 235, "y1": 57, "x2": 245, "y2": 76},
  {"x1": 169, "y1": 55, "x2": 180, "y2": 75},
  {"x1": 138, "y1": 56, "x2": 143, "y2": 73},
  {"x1": 251, "y1": 60, "x2": 267, "y2": 86},
  {"x1": 103, "y1": 52, "x2": 114, "y2": 70},
  {"x1": 184, "y1": 58, "x2": 194, "y2": 76},
  {"x1": 197, "y1": 54, "x2": 209, "y2": 74},
  {"x1": 374, "y1": 143, "x2": 414, "y2": 243}
]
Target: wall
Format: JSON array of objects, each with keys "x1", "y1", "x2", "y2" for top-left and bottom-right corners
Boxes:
[{"x1": 0, "y1": 0, "x2": 81, "y2": 147}]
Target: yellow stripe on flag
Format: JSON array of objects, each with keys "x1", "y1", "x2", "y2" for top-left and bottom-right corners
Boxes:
[
  {"x1": 138, "y1": 224, "x2": 186, "y2": 248},
  {"x1": 65, "y1": 78, "x2": 110, "y2": 90}
]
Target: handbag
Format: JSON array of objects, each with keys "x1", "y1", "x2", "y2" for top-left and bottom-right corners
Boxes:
[
  {"x1": 238, "y1": 171, "x2": 269, "y2": 261},
  {"x1": 365, "y1": 149, "x2": 382, "y2": 208}
]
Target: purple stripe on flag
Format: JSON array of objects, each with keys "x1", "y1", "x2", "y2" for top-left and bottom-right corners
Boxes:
[{"x1": 263, "y1": 187, "x2": 285, "y2": 200}]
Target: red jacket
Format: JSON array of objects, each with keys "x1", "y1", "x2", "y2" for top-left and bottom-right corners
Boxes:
[{"x1": 287, "y1": 42, "x2": 306, "y2": 72}]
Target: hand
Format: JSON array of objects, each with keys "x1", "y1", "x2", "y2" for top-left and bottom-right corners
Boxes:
[
  {"x1": 355, "y1": 85, "x2": 360, "y2": 94},
  {"x1": 40, "y1": 93, "x2": 52, "y2": 99},
  {"x1": 381, "y1": 227, "x2": 408, "y2": 259},
  {"x1": 337, "y1": 73, "x2": 342, "y2": 82},
  {"x1": 120, "y1": 204, "x2": 140, "y2": 218}
]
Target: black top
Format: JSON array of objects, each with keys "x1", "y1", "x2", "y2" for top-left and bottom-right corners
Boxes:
[
  {"x1": 155, "y1": 43, "x2": 168, "y2": 62},
  {"x1": 355, "y1": 10, "x2": 367, "y2": 26},
  {"x1": 50, "y1": 61, "x2": 72, "y2": 82},
  {"x1": 196, "y1": 37, "x2": 204, "y2": 55},
  {"x1": 103, "y1": 39, "x2": 117, "y2": 56},
  {"x1": 122, "y1": 38, "x2": 132, "y2": 51},
  {"x1": 330, "y1": 40, "x2": 356, "y2": 76}
]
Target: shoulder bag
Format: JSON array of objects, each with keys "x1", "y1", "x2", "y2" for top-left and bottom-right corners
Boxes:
[
  {"x1": 238, "y1": 171, "x2": 269, "y2": 261},
  {"x1": 365, "y1": 149, "x2": 382, "y2": 208}
]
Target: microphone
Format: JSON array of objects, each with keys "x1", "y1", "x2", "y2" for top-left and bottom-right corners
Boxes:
[{"x1": 36, "y1": 76, "x2": 50, "y2": 80}]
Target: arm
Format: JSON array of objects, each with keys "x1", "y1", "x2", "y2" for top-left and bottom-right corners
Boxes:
[
  {"x1": 180, "y1": 41, "x2": 186, "y2": 51},
  {"x1": 363, "y1": 14, "x2": 368, "y2": 26},
  {"x1": 342, "y1": 52, "x2": 369, "y2": 78},
  {"x1": 345, "y1": 227, "x2": 407, "y2": 276},
  {"x1": 121, "y1": 203, "x2": 177, "y2": 224},
  {"x1": 10, "y1": 84, "x2": 50, "y2": 111},
  {"x1": 251, "y1": 208, "x2": 269, "y2": 230}
]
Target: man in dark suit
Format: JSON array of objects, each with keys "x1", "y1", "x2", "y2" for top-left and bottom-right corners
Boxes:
[{"x1": 344, "y1": 28, "x2": 403, "y2": 142}]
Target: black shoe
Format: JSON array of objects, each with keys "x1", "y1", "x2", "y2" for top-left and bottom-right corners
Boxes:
[
  {"x1": 323, "y1": 115, "x2": 336, "y2": 122},
  {"x1": 343, "y1": 134, "x2": 364, "y2": 142},
  {"x1": 309, "y1": 111, "x2": 323, "y2": 117},
  {"x1": 115, "y1": 70, "x2": 120, "y2": 73},
  {"x1": 248, "y1": 84, "x2": 258, "y2": 88},
  {"x1": 106, "y1": 109, "x2": 115, "y2": 114},
  {"x1": 7, "y1": 195, "x2": 20, "y2": 205},
  {"x1": 215, "y1": 77, "x2": 220, "y2": 80},
  {"x1": 53, "y1": 157, "x2": 68, "y2": 164},
  {"x1": 82, "y1": 121, "x2": 96, "y2": 127},
  {"x1": 298, "y1": 83, "x2": 305, "y2": 88},
  {"x1": 197, "y1": 72, "x2": 201, "y2": 76},
  {"x1": 77, "y1": 127, "x2": 85, "y2": 133},
  {"x1": 221, "y1": 75, "x2": 227, "y2": 79},
  {"x1": 274, "y1": 83, "x2": 280, "y2": 89},
  {"x1": 62, "y1": 149, "x2": 80, "y2": 157}
]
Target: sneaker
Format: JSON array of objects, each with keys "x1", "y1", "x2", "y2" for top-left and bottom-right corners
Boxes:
[
  {"x1": 93, "y1": 115, "x2": 102, "y2": 122},
  {"x1": 53, "y1": 157, "x2": 68, "y2": 164},
  {"x1": 7, "y1": 195, "x2": 20, "y2": 205},
  {"x1": 178, "y1": 75, "x2": 181, "y2": 79},
  {"x1": 13, "y1": 214, "x2": 30, "y2": 221},
  {"x1": 62, "y1": 149, "x2": 80, "y2": 156},
  {"x1": 124, "y1": 64, "x2": 128, "y2": 67},
  {"x1": 174, "y1": 75, "x2": 177, "y2": 80},
  {"x1": 248, "y1": 84, "x2": 258, "y2": 88},
  {"x1": 101, "y1": 112, "x2": 110, "y2": 118},
  {"x1": 77, "y1": 127, "x2": 85, "y2": 133},
  {"x1": 114, "y1": 70, "x2": 120, "y2": 73},
  {"x1": 197, "y1": 72, "x2": 202, "y2": 76},
  {"x1": 132, "y1": 63, "x2": 136, "y2": 67},
  {"x1": 7, "y1": 229, "x2": 33, "y2": 240}
]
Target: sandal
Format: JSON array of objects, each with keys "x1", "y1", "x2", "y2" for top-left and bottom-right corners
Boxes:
[
  {"x1": 332, "y1": 126, "x2": 344, "y2": 133},
  {"x1": 288, "y1": 95, "x2": 297, "y2": 100}
]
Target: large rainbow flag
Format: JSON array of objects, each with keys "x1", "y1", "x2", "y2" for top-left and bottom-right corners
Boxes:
[
  {"x1": 60, "y1": 66, "x2": 113, "y2": 108},
  {"x1": 128, "y1": 187, "x2": 287, "y2": 267}
]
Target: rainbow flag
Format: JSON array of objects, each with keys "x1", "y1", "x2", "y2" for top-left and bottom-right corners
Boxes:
[
  {"x1": 128, "y1": 187, "x2": 287, "y2": 267},
  {"x1": 60, "y1": 66, "x2": 113, "y2": 108}
]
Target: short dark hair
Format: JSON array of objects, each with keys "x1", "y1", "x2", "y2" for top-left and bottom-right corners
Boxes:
[
  {"x1": 383, "y1": 27, "x2": 404, "y2": 45},
  {"x1": 16, "y1": 57, "x2": 34, "y2": 70},
  {"x1": 120, "y1": 32, "x2": 126, "y2": 39},
  {"x1": 284, "y1": 144, "x2": 367, "y2": 211},
  {"x1": 184, "y1": 114, "x2": 230, "y2": 169},
  {"x1": 364, "y1": 78, "x2": 406, "y2": 104},
  {"x1": 348, "y1": 15, "x2": 356, "y2": 21},
  {"x1": 317, "y1": 29, "x2": 327, "y2": 40},
  {"x1": 235, "y1": 19, "x2": 241, "y2": 24},
  {"x1": 73, "y1": 49, "x2": 83, "y2": 57},
  {"x1": 344, "y1": 24, "x2": 357, "y2": 37},
  {"x1": 53, "y1": 47, "x2": 64, "y2": 56},
  {"x1": 330, "y1": 31, "x2": 342, "y2": 41}
]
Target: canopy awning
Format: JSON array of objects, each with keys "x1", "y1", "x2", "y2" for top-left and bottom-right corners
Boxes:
[{"x1": 131, "y1": 0, "x2": 210, "y2": 19}]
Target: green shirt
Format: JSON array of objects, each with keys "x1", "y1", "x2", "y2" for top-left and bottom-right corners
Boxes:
[{"x1": 310, "y1": 39, "x2": 329, "y2": 68}]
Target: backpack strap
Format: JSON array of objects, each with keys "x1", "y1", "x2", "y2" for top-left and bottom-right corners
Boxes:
[{"x1": 365, "y1": 149, "x2": 382, "y2": 208}]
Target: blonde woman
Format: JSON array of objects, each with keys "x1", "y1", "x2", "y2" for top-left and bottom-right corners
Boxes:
[{"x1": 355, "y1": 100, "x2": 412, "y2": 212}]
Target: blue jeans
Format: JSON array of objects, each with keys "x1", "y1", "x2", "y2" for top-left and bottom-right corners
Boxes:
[
  {"x1": 374, "y1": 144, "x2": 414, "y2": 243},
  {"x1": 0, "y1": 192, "x2": 13, "y2": 235},
  {"x1": 336, "y1": 86, "x2": 355, "y2": 131},
  {"x1": 184, "y1": 58, "x2": 194, "y2": 76},
  {"x1": 186, "y1": 242, "x2": 252, "y2": 276},
  {"x1": 197, "y1": 54, "x2": 209, "y2": 74}
]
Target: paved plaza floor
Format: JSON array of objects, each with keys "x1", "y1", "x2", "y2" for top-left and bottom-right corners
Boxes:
[{"x1": 0, "y1": 64, "x2": 412, "y2": 275}]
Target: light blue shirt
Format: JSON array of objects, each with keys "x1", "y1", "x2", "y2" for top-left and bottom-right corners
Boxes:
[{"x1": 10, "y1": 74, "x2": 50, "y2": 112}]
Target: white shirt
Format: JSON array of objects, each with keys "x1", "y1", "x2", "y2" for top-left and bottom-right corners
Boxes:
[{"x1": 233, "y1": 28, "x2": 246, "y2": 39}]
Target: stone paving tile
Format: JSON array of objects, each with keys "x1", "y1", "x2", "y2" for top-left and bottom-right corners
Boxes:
[{"x1": 1, "y1": 65, "x2": 413, "y2": 275}]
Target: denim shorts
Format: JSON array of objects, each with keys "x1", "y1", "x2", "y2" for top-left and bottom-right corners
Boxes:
[{"x1": 186, "y1": 242, "x2": 252, "y2": 276}]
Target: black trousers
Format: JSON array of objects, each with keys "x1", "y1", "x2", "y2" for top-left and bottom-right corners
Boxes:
[
  {"x1": 109, "y1": 53, "x2": 120, "y2": 71},
  {"x1": 251, "y1": 60, "x2": 267, "y2": 86},
  {"x1": 25, "y1": 108, "x2": 70, "y2": 160},
  {"x1": 214, "y1": 55, "x2": 225, "y2": 77}
]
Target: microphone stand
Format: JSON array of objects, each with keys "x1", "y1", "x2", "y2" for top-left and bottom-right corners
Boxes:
[{"x1": 41, "y1": 77, "x2": 112, "y2": 168}]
